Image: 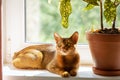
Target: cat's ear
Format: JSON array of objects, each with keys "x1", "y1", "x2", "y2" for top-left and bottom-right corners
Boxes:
[
  {"x1": 70, "y1": 31, "x2": 79, "y2": 44},
  {"x1": 54, "y1": 32, "x2": 61, "y2": 43}
]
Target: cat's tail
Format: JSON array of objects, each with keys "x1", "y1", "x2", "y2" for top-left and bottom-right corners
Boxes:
[{"x1": 12, "y1": 49, "x2": 43, "y2": 69}]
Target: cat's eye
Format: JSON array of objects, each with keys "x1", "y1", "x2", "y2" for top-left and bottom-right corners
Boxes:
[
  {"x1": 67, "y1": 43, "x2": 71, "y2": 47},
  {"x1": 57, "y1": 43, "x2": 62, "y2": 47}
]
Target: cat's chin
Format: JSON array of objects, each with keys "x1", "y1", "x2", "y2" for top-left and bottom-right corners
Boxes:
[
  {"x1": 60, "y1": 51, "x2": 74, "y2": 56},
  {"x1": 61, "y1": 53, "x2": 68, "y2": 56}
]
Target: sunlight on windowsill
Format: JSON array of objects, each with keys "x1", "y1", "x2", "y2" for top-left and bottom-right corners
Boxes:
[{"x1": 3, "y1": 64, "x2": 120, "y2": 80}]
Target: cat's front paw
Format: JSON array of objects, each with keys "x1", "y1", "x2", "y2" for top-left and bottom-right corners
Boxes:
[
  {"x1": 61, "y1": 71, "x2": 69, "y2": 77},
  {"x1": 70, "y1": 70, "x2": 77, "y2": 76}
]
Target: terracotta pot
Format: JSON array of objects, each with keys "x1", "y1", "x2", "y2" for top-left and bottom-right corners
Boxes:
[{"x1": 86, "y1": 32, "x2": 120, "y2": 76}]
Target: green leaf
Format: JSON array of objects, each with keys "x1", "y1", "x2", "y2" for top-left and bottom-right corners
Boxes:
[
  {"x1": 59, "y1": 0, "x2": 72, "y2": 28},
  {"x1": 84, "y1": 4, "x2": 95, "y2": 10},
  {"x1": 104, "y1": 0, "x2": 117, "y2": 23},
  {"x1": 83, "y1": 0, "x2": 100, "y2": 6},
  {"x1": 116, "y1": 0, "x2": 120, "y2": 3},
  {"x1": 83, "y1": 0, "x2": 99, "y2": 11}
]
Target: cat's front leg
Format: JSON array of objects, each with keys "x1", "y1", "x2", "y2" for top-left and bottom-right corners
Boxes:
[
  {"x1": 60, "y1": 71, "x2": 69, "y2": 77},
  {"x1": 47, "y1": 63, "x2": 70, "y2": 77},
  {"x1": 69, "y1": 68, "x2": 78, "y2": 76},
  {"x1": 47, "y1": 67, "x2": 70, "y2": 77}
]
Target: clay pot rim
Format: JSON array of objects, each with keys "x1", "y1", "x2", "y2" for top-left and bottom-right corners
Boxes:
[
  {"x1": 86, "y1": 31, "x2": 120, "y2": 42},
  {"x1": 86, "y1": 31, "x2": 120, "y2": 36}
]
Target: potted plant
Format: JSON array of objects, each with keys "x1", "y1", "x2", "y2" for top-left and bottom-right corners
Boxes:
[{"x1": 84, "y1": 0, "x2": 120, "y2": 76}]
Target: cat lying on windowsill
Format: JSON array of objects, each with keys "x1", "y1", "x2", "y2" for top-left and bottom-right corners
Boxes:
[{"x1": 12, "y1": 31, "x2": 80, "y2": 77}]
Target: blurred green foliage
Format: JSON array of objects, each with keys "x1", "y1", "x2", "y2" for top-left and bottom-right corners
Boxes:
[{"x1": 27, "y1": 0, "x2": 120, "y2": 44}]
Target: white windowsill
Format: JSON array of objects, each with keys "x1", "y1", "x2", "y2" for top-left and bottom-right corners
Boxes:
[{"x1": 3, "y1": 64, "x2": 120, "y2": 80}]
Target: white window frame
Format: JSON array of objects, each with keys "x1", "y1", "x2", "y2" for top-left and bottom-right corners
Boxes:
[
  {"x1": 2, "y1": 0, "x2": 29, "y2": 63},
  {"x1": 2, "y1": 0, "x2": 93, "y2": 65}
]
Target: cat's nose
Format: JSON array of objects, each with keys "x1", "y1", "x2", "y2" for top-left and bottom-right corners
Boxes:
[
  {"x1": 62, "y1": 49, "x2": 67, "y2": 52},
  {"x1": 63, "y1": 50, "x2": 66, "y2": 52}
]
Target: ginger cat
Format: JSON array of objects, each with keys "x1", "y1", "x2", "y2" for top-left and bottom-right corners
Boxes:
[{"x1": 12, "y1": 31, "x2": 80, "y2": 77}]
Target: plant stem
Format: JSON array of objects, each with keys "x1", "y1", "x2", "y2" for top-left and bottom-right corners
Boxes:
[
  {"x1": 112, "y1": 16, "x2": 116, "y2": 30},
  {"x1": 112, "y1": 0, "x2": 117, "y2": 30},
  {"x1": 100, "y1": 0, "x2": 103, "y2": 30}
]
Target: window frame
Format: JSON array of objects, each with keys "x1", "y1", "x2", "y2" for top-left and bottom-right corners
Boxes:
[
  {"x1": 2, "y1": 0, "x2": 27, "y2": 63},
  {"x1": 2, "y1": 0, "x2": 93, "y2": 65}
]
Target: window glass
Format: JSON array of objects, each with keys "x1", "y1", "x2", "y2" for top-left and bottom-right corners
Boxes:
[{"x1": 26, "y1": 0, "x2": 120, "y2": 43}]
